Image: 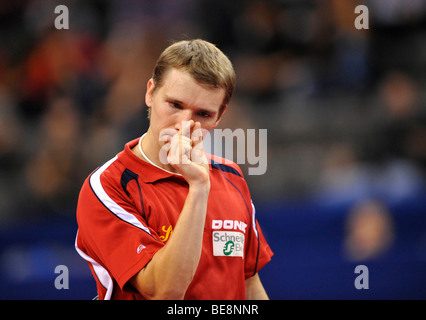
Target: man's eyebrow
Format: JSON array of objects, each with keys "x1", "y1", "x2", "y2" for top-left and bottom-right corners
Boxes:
[
  {"x1": 195, "y1": 106, "x2": 217, "y2": 115},
  {"x1": 165, "y1": 95, "x2": 184, "y2": 104},
  {"x1": 165, "y1": 95, "x2": 217, "y2": 114}
]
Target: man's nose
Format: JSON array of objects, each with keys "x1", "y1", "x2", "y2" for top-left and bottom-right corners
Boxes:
[{"x1": 175, "y1": 111, "x2": 193, "y2": 130}]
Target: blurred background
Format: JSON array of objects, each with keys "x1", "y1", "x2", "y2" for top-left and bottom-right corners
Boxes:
[{"x1": 1, "y1": 0, "x2": 426, "y2": 299}]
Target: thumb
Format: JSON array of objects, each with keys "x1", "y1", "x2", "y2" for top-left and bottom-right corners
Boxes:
[{"x1": 191, "y1": 122, "x2": 209, "y2": 165}]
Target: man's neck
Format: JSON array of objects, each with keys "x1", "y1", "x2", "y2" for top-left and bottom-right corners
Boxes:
[{"x1": 132, "y1": 130, "x2": 179, "y2": 174}]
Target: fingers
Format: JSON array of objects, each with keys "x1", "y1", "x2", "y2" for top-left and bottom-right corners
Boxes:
[
  {"x1": 159, "y1": 128, "x2": 178, "y2": 143},
  {"x1": 191, "y1": 122, "x2": 208, "y2": 165},
  {"x1": 167, "y1": 120, "x2": 208, "y2": 166},
  {"x1": 179, "y1": 121, "x2": 193, "y2": 163},
  {"x1": 191, "y1": 122, "x2": 203, "y2": 145},
  {"x1": 168, "y1": 121, "x2": 193, "y2": 165},
  {"x1": 168, "y1": 134, "x2": 190, "y2": 165},
  {"x1": 181, "y1": 120, "x2": 193, "y2": 139}
]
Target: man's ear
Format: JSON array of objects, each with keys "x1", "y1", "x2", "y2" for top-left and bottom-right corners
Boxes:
[{"x1": 145, "y1": 78, "x2": 155, "y2": 108}]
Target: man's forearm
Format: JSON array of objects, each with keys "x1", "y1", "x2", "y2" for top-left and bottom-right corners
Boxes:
[
  {"x1": 245, "y1": 273, "x2": 269, "y2": 300},
  {"x1": 130, "y1": 184, "x2": 209, "y2": 299}
]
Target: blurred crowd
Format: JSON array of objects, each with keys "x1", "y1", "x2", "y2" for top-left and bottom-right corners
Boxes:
[{"x1": 1, "y1": 0, "x2": 426, "y2": 223}]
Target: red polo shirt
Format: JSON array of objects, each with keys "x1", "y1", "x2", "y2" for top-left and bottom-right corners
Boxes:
[{"x1": 75, "y1": 138, "x2": 273, "y2": 300}]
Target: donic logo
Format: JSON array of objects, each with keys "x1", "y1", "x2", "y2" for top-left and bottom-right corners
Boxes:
[{"x1": 223, "y1": 241, "x2": 234, "y2": 256}]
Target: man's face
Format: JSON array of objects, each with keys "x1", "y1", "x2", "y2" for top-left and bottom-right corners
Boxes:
[{"x1": 145, "y1": 68, "x2": 226, "y2": 147}]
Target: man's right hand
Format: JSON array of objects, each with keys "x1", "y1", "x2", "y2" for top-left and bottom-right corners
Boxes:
[{"x1": 167, "y1": 120, "x2": 210, "y2": 188}]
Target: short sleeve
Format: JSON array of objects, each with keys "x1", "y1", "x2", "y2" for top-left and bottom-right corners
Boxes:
[{"x1": 76, "y1": 170, "x2": 164, "y2": 291}]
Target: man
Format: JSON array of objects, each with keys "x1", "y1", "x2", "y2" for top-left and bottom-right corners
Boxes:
[{"x1": 75, "y1": 39, "x2": 273, "y2": 300}]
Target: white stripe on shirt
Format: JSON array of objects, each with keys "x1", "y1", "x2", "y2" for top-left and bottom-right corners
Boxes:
[
  {"x1": 75, "y1": 231, "x2": 114, "y2": 300},
  {"x1": 89, "y1": 156, "x2": 151, "y2": 235},
  {"x1": 251, "y1": 201, "x2": 259, "y2": 238}
]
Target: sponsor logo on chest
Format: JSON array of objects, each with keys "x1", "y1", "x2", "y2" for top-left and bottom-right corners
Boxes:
[
  {"x1": 212, "y1": 220, "x2": 246, "y2": 258},
  {"x1": 212, "y1": 219, "x2": 247, "y2": 233}
]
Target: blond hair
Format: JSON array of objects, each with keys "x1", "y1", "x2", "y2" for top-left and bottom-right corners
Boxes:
[{"x1": 150, "y1": 39, "x2": 236, "y2": 115}]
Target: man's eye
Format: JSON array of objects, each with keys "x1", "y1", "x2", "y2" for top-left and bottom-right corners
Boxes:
[
  {"x1": 169, "y1": 102, "x2": 182, "y2": 109},
  {"x1": 198, "y1": 111, "x2": 211, "y2": 118}
]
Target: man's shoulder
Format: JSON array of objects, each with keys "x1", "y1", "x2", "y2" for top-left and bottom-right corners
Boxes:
[
  {"x1": 80, "y1": 155, "x2": 129, "y2": 199},
  {"x1": 207, "y1": 153, "x2": 244, "y2": 179}
]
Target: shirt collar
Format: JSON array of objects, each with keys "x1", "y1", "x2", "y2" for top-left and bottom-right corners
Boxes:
[{"x1": 122, "y1": 138, "x2": 186, "y2": 184}]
